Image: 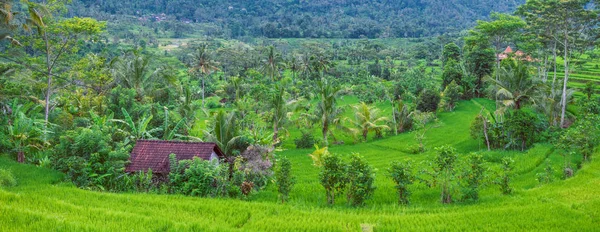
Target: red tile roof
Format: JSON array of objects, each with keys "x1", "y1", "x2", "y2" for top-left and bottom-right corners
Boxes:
[
  {"x1": 125, "y1": 140, "x2": 225, "y2": 174},
  {"x1": 504, "y1": 46, "x2": 513, "y2": 54}
]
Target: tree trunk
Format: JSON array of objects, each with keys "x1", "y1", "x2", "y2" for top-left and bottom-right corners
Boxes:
[
  {"x1": 560, "y1": 33, "x2": 569, "y2": 128},
  {"x1": 483, "y1": 116, "x2": 491, "y2": 151},
  {"x1": 17, "y1": 151, "x2": 24, "y2": 163},
  {"x1": 44, "y1": 31, "x2": 52, "y2": 130},
  {"x1": 322, "y1": 121, "x2": 329, "y2": 146},
  {"x1": 273, "y1": 120, "x2": 279, "y2": 143},
  {"x1": 551, "y1": 41, "x2": 558, "y2": 99},
  {"x1": 201, "y1": 75, "x2": 205, "y2": 108}
]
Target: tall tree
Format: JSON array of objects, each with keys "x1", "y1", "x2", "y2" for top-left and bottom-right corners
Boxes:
[
  {"x1": 261, "y1": 46, "x2": 285, "y2": 81},
  {"x1": 552, "y1": 0, "x2": 597, "y2": 127},
  {"x1": 11, "y1": 2, "x2": 104, "y2": 128},
  {"x1": 189, "y1": 44, "x2": 219, "y2": 108},
  {"x1": 474, "y1": 12, "x2": 525, "y2": 94},
  {"x1": 464, "y1": 34, "x2": 495, "y2": 97},
  {"x1": 488, "y1": 61, "x2": 539, "y2": 111},
  {"x1": 313, "y1": 79, "x2": 342, "y2": 146}
]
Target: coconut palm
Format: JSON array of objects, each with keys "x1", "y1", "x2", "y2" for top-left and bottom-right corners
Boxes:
[
  {"x1": 348, "y1": 102, "x2": 390, "y2": 141},
  {"x1": 111, "y1": 50, "x2": 161, "y2": 101},
  {"x1": 189, "y1": 44, "x2": 220, "y2": 108},
  {"x1": 535, "y1": 88, "x2": 575, "y2": 127},
  {"x1": 487, "y1": 62, "x2": 539, "y2": 111},
  {"x1": 204, "y1": 110, "x2": 249, "y2": 158},
  {"x1": 261, "y1": 46, "x2": 285, "y2": 81},
  {"x1": 269, "y1": 84, "x2": 299, "y2": 144},
  {"x1": 305, "y1": 80, "x2": 343, "y2": 146}
]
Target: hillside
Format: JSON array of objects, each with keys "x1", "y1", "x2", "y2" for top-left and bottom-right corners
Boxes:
[
  {"x1": 1, "y1": 99, "x2": 599, "y2": 231},
  {"x1": 0, "y1": 100, "x2": 600, "y2": 231},
  {"x1": 69, "y1": 0, "x2": 525, "y2": 38}
]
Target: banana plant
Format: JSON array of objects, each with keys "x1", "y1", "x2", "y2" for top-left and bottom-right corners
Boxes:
[{"x1": 116, "y1": 108, "x2": 160, "y2": 143}]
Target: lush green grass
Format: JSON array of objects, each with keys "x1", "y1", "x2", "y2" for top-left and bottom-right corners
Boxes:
[{"x1": 1, "y1": 98, "x2": 599, "y2": 231}]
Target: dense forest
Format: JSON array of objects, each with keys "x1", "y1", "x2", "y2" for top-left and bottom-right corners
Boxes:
[
  {"x1": 2, "y1": 0, "x2": 600, "y2": 230},
  {"x1": 69, "y1": 0, "x2": 525, "y2": 38}
]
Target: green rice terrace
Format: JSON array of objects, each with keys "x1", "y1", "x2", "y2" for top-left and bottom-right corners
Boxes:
[
  {"x1": 2, "y1": 0, "x2": 600, "y2": 231},
  {"x1": 1, "y1": 99, "x2": 599, "y2": 231}
]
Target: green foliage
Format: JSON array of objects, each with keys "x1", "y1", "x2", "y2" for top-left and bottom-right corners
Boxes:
[
  {"x1": 442, "y1": 42, "x2": 461, "y2": 64},
  {"x1": 442, "y1": 80, "x2": 463, "y2": 111},
  {"x1": 308, "y1": 145, "x2": 330, "y2": 167},
  {"x1": 498, "y1": 157, "x2": 514, "y2": 195},
  {"x1": 348, "y1": 102, "x2": 389, "y2": 142},
  {"x1": 346, "y1": 154, "x2": 376, "y2": 207},
  {"x1": 275, "y1": 157, "x2": 295, "y2": 203},
  {"x1": 0, "y1": 169, "x2": 17, "y2": 188},
  {"x1": 556, "y1": 115, "x2": 600, "y2": 161},
  {"x1": 294, "y1": 131, "x2": 317, "y2": 149},
  {"x1": 442, "y1": 59, "x2": 463, "y2": 89},
  {"x1": 536, "y1": 162, "x2": 555, "y2": 185},
  {"x1": 319, "y1": 153, "x2": 347, "y2": 205},
  {"x1": 416, "y1": 89, "x2": 441, "y2": 113},
  {"x1": 505, "y1": 109, "x2": 544, "y2": 151},
  {"x1": 387, "y1": 161, "x2": 414, "y2": 205},
  {"x1": 461, "y1": 154, "x2": 486, "y2": 201},
  {"x1": 52, "y1": 126, "x2": 130, "y2": 191},
  {"x1": 421, "y1": 146, "x2": 459, "y2": 204}
]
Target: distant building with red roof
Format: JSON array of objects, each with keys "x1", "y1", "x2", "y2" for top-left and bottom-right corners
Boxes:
[
  {"x1": 498, "y1": 46, "x2": 534, "y2": 62},
  {"x1": 125, "y1": 140, "x2": 225, "y2": 175}
]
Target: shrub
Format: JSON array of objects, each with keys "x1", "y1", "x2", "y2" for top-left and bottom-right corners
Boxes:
[
  {"x1": 421, "y1": 145, "x2": 459, "y2": 204},
  {"x1": 388, "y1": 161, "x2": 414, "y2": 205},
  {"x1": 416, "y1": 88, "x2": 441, "y2": 113},
  {"x1": 319, "y1": 153, "x2": 347, "y2": 205},
  {"x1": 536, "y1": 162, "x2": 555, "y2": 185},
  {"x1": 275, "y1": 157, "x2": 295, "y2": 203},
  {"x1": 295, "y1": 131, "x2": 316, "y2": 149},
  {"x1": 346, "y1": 154, "x2": 376, "y2": 206},
  {"x1": 182, "y1": 158, "x2": 224, "y2": 197},
  {"x1": 442, "y1": 80, "x2": 462, "y2": 111},
  {"x1": 498, "y1": 157, "x2": 514, "y2": 195},
  {"x1": 238, "y1": 146, "x2": 273, "y2": 189},
  {"x1": 461, "y1": 154, "x2": 486, "y2": 201},
  {"x1": 0, "y1": 169, "x2": 16, "y2": 188}
]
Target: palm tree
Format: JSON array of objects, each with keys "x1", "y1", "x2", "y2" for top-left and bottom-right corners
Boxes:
[
  {"x1": 310, "y1": 80, "x2": 343, "y2": 146},
  {"x1": 111, "y1": 50, "x2": 164, "y2": 101},
  {"x1": 348, "y1": 102, "x2": 390, "y2": 142},
  {"x1": 310, "y1": 54, "x2": 334, "y2": 79},
  {"x1": 287, "y1": 55, "x2": 301, "y2": 83},
  {"x1": 261, "y1": 46, "x2": 285, "y2": 81},
  {"x1": 269, "y1": 84, "x2": 299, "y2": 143},
  {"x1": 189, "y1": 44, "x2": 219, "y2": 108},
  {"x1": 204, "y1": 110, "x2": 248, "y2": 158},
  {"x1": 488, "y1": 62, "x2": 539, "y2": 111},
  {"x1": 535, "y1": 88, "x2": 574, "y2": 127}
]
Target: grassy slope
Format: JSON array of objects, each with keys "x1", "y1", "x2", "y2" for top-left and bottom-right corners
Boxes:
[{"x1": 1, "y1": 99, "x2": 598, "y2": 231}]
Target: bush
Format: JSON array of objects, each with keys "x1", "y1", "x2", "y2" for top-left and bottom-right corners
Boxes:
[
  {"x1": 536, "y1": 162, "x2": 555, "y2": 185},
  {"x1": 388, "y1": 161, "x2": 414, "y2": 205},
  {"x1": 461, "y1": 154, "x2": 486, "y2": 201},
  {"x1": 319, "y1": 153, "x2": 347, "y2": 205},
  {"x1": 275, "y1": 157, "x2": 295, "y2": 203},
  {"x1": 498, "y1": 157, "x2": 514, "y2": 195},
  {"x1": 346, "y1": 154, "x2": 376, "y2": 206},
  {"x1": 295, "y1": 131, "x2": 316, "y2": 149},
  {"x1": 238, "y1": 146, "x2": 273, "y2": 189},
  {"x1": 0, "y1": 169, "x2": 16, "y2": 188},
  {"x1": 416, "y1": 89, "x2": 441, "y2": 113}
]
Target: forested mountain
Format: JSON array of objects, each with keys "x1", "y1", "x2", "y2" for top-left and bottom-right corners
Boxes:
[{"x1": 70, "y1": 0, "x2": 525, "y2": 38}]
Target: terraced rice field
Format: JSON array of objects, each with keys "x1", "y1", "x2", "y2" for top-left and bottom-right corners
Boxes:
[{"x1": 1, "y1": 99, "x2": 598, "y2": 231}]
